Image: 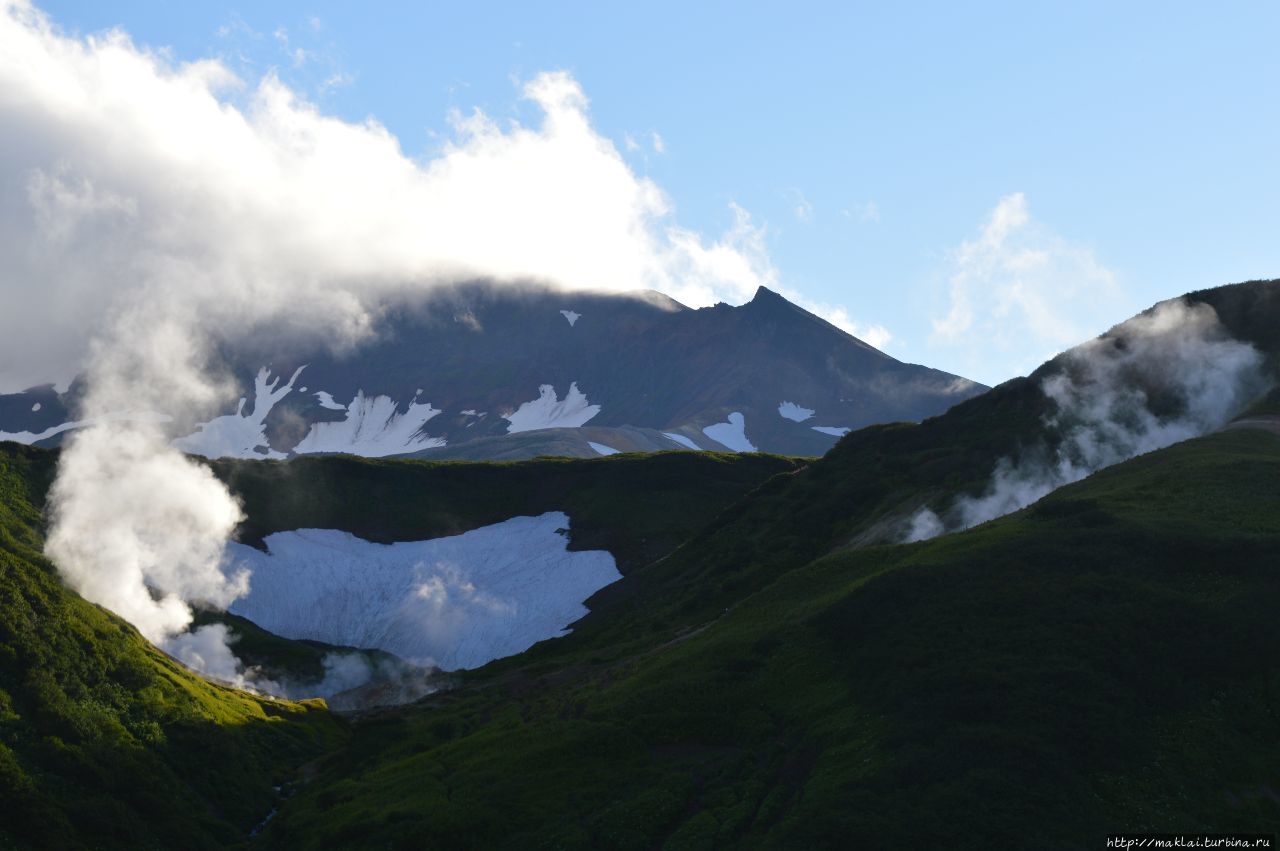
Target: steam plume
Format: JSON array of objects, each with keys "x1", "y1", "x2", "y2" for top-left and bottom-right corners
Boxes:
[
  {"x1": 0, "y1": 0, "x2": 794, "y2": 684},
  {"x1": 905, "y1": 299, "x2": 1268, "y2": 541}
]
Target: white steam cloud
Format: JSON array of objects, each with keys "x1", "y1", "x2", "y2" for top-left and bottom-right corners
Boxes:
[
  {"x1": 167, "y1": 623, "x2": 438, "y2": 709},
  {"x1": 0, "y1": 1, "x2": 811, "y2": 683},
  {"x1": 905, "y1": 299, "x2": 1268, "y2": 542}
]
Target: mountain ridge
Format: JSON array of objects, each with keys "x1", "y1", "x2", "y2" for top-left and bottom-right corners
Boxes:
[{"x1": 0, "y1": 282, "x2": 984, "y2": 460}]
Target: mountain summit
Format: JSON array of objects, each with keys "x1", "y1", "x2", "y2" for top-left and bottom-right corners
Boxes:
[{"x1": 0, "y1": 283, "x2": 983, "y2": 459}]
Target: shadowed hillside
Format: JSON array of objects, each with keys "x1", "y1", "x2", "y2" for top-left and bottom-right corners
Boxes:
[
  {"x1": 0, "y1": 444, "x2": 344, "y2": 850},
  {"x1": 260, "y1": 426, "x2": 1280, "y2": 849}
]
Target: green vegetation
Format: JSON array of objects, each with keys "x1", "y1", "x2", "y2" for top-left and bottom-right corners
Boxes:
[
  {"x1": 261, "y1": 428, "x2": 1280, "y2": 849},
  {"x1": 212, "y1": 450, "x2": 804, "y2": 575},
  {"x1": 0, "y1": 443, "x2": 344, "y2": 850},
  {"x1": 569, "y1": 376, "x2": 1055, "y2": 644},
  {"x1": 3, "y1": 280, "x2": 1280, "y2": 849}
]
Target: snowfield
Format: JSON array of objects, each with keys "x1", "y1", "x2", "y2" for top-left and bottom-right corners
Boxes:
[
  {"x1": 505, "y1": 382, "x2": 601, "y2": 433},
  {"x1": 778, "y1": 401, "x2": 815, "y2": 422},
  {"x1": 227, "y1": 512, "x2": 621, "y2": 671},
  {"x1": 174, "y1": 367, "x2": 303, "y2": 459},
  {"x1": 661, "y1": 432, "x2": 702, "y2": 451},
  {"x1": 702, "y1": 412, "x2": 757, "y2": 452},
  {"x1": 293, "y1": 391, "x2": 445, "y2": 456},
  {"x1": 170, "y1": 366, "x2": 446, "y2": 458},
  {"x1": 0, "y1": 411, "x2": 173, "y2": 446},
  {"x1": 314, "y1": 390, "x2": 346, "y2": 411},
  {"x1": 811, "y1": 426, "x2": 850, "y2": 437}
]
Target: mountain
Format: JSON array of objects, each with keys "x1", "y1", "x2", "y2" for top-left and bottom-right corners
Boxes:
[
  {"x1": 2, "y1": 279, "x2": 1279, "y2": 848},
  {"x1": 0, "y1": 283, "x2": 984, "y2": 460}
]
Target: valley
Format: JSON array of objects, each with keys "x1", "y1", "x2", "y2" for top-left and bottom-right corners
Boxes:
[{"x1": 2, "y1": 281, "x2": 1278, "y2": 848}]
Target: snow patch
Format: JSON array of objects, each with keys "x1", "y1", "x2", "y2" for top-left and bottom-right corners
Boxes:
[
  {"x1": 173, "y1": 367, "x2": 304, "y2": 460},
  {"x1": 0, "y1": 411, "x2": 173, "y2": 445},
  {"x1": 30, "y1": 402, "x2": 41, "y2": 413},
  {"x1": 812, "y1": 426, "x2": 850, "y2": 437},
  {"x1": 227, "y1": 512, "x2": 620, "y2": 671},
  {"x1": 294, "y1": 391, "x2": 445, "y2": 457},
  {"x1": 505, "y1": 383, "x2": 600, "y2": 433},
  {"x1": 662, "y1": 432, "x2": 702, "y2": 451},
  {"x1": 702, "y1": 412, "x2": 756, "y2": 452},
  {"x1": 778, "y1": 401, "x2": 815, "y2": 422},
  {"x1": 314, "y1": 390, "x2": 346, "y2": 411},
  {"x1": 588, "y1": 441, "x2": 620, "y2": 456},
  {"x1": 460, "y1": 409, "x2": 479, "y2": 416},
  {"x1": 559, "y1": 309, "x2": 581, "y2": 327}
]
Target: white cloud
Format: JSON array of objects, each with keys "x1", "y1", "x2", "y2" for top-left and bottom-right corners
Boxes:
[
  {"x1": 319, "y1": 71, "x2": 352, "y2": 93},
  {"x1": 840, "y1": 200, "x2": 879, "y2": 223},
  {"x1": 273, "y1": 27, "x2": 308, "y2": 68},
  {"x1": 797, "y1": 300, "x2": 892, "y2": 350},
  {"x1": 931, "y1": 193, "x2": 1127, "y2": 385},
  {"x1": 789, "y1": 188, "x2": 813, "y2": 223},
  {"x1": 664, "y1": 202, "x2": 778, "y2": 306},
  {"x1": 650, "y1": 130, "x2": 665, "y2": 154},
  {"x1": 0, "y1": 3, "x2": 784, "y2": 392}
]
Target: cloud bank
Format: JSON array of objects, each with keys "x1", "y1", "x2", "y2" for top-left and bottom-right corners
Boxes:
[{"x1": 0, "y1": 0, "x2": 797, "y2": 394}]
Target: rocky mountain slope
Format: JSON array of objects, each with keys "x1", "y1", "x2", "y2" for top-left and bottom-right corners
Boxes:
[{"x1": 0, "y1": 284, "x2": 983, "y2": 459}]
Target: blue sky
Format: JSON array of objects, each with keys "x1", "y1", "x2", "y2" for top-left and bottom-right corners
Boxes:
[{"x1": 15, "y1": 1, "x2": 1280, "y2": 386}]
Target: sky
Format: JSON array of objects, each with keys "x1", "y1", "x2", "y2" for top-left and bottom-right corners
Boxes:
[{"x1": 8, "y1": 0, "x2": 1280, "y2": 387}]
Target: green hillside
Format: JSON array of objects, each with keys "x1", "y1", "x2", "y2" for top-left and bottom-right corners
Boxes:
[
  {"x1": 0, "y1": 443, "x2": 344, "y2": 850},
  {"x1": 260, "y1": 426, "x2": 1280, "y2": 850},
  {"x1": 212, "y1": 450, "x2": 804, "y2": 575},
  {"x1": 2, "y1": 280, "x2": 1278, "y2": 849},
  {"x1": 579, "y1": 280, "x2": 1280, "y2": 641}
]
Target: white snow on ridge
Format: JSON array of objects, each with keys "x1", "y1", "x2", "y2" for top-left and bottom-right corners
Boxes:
[
  {"x1": 778, "y1": 401, "x2": 815, "y2": 422},
  {"x1": 505, "y1": 383, "x2": 600, "y2": 433},
  {"x1": 294, "y1": 391, "x2": 445, "y2": 457},
  {"x1": 314, "y1": 390, "x2": 346, "y2": 411},
  {"x1": 661, "y1": 432, "x2": 702, "y2": 451},
  {"x1": 812, "y1": 426, "x2": 850, "y2": 437},
  {"x1": 0, "y1": 421, "x2": 78, "y2": 444},
  {"x1": 0, "y1": 411, "x2": 173, "y2": 446},
  {"x1": 226, "y1": 512, "x2": 621, "y2": 671},
  {"x1": 703, "y1": 412, "x2": 757, "y2": 453},
  {"x1": 174, "y1": 366, "x2": 304, "y2": 460},
  {"x1": 588, "y1": 441, "x2": 619, "y2": 456},
  {"x1": 559, "y1": 309, "x2": 581, "y2": 327}
]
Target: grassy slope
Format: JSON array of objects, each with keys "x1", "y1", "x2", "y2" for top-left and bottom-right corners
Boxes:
[
  {"x1": 212, "y1": 450, "x2": 804, "y2": 576},
  {"x1": 569, "y1": 376, "x2": 1052, "y2": 645},
  {"x1": 586, "y1": 281, "x2": 1280, "y2": 640},
  {"x1": 0, "y1": 444, "x2": 801, "y2": 844},
  {"x1": 3, "y1": 280, "x2": 1274, "y2": 847},
  {"x1": 263, "y1": 428, "x2": 1280, "y2": 850},
  {"x1": 205, "y1": 450, "x2": 802, "y2": 683},
  {"x1": 0, "y1": 443, "x2": 345, "y2": 850}
]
